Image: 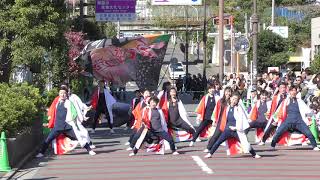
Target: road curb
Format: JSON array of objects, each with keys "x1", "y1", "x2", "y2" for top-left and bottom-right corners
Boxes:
[{"x1": 0, "y1": 146, "x2": 40, "y2": 180}]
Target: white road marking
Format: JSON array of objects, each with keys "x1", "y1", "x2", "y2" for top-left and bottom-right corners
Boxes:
[{"x1": 191, "y1": 155, "x2": 214, "y2": 174}]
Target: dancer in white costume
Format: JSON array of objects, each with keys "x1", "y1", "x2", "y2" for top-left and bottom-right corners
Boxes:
[{"x1": 68, "y1": 85, "x2": 96, "y2": 150}]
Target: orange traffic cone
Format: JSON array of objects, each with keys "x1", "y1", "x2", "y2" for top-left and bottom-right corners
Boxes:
[{"x1": 0, "y1": 132, "x2": 11, "y2": 172}]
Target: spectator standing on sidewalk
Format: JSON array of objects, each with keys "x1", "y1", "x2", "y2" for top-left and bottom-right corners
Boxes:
[{"x1": 176, "y1": 75, "x2": 183, "y2": 93}]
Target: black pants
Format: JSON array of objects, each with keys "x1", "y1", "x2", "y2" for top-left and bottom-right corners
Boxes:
[
  {"x1": 246, "y1": 121, "x2": 268, "y2": 134},
  {"x1": 209, "y1": 128, "x2": 256, "y2": 156},
  {"x1": 128, "y1": 130, "x2": 135, "y2": 143},
  {"x1": 192, "y1": 119, "x2": 213, "y2": 142},
  {"x1": 250, "y1": 121, "x2": 268, "y2": 129},
  {"x1": 271, "y1": 122, "x2": 317, "y2": 148},
  {"x1": 40, "y1": 128, "x2": 91, "y2": 154},
  {"x1": 153, "y1": 131, "x2": 176, "y2": 151},
  {"x1": 262, "y1": 122, "x2": 277, "y2": 143},
  {"x1": 193, "y1": 91, "x2": 201, "y2": 101},
  {"x1": 127, "y1": 113, "x2": 135, "y2": 128},
  {"x1": 128, "y1": 128, "x2": 138, "y2": 144},
  {"x1": 207, "y1": 127, "x2": 222, "y2": 150},
  {"x1": 170, "y1": 120, "x2": 196, "y2": 136},
  {"x1": 133, "y1": 130, "x2": 176, "y2": 154},
  {"x1": 93, "y1": 107, "x2": 113, "y2": 130}
]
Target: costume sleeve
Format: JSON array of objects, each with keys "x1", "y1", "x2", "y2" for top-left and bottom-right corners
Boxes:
[{"x1": 47, "y1": 96, "x2": 60, "y2": 129}]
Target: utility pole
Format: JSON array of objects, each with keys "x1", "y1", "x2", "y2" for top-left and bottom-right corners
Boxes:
[
  {"x1": 230, "y1": 16, "x2": 235, "y2": 74},
  {"x1": 203, "y1": 0, "x2": 207, "y2": 78},
  {"x1": 185, "y1": 7, "x2": 189, "y2": 77},
  {"x1": 271, "y1": 0, "x2": 275, "y2": 26},
  {"x1": 245, "y1": 13, "x2": 249, "y2": 71},
  {"x1": 218, "y1": 0, "x2": 224, "y2": 83},
  {"x1": 251, "y1": 0, "x2": 258, "y2": 86},
  {"x1": 79, "y1": 0, "x2": 84, "y2": 31}
]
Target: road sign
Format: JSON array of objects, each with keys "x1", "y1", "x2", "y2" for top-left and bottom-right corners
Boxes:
[
  {"x1": 234, "y1": 36, "x2": 250, "y2": 54},
  {"x1": 95, "y1": 0, "x2": 136, "y2": 22},
  {"x1": 151, "y1": 0, "x2": 202, "y2": 6}
]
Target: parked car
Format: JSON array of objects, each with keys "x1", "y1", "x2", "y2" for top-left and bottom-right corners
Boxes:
[{"x1": 169, "y1": 62, "x2": 186, "y2": 80}]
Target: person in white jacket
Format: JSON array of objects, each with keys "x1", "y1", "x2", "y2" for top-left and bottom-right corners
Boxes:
[
  {"x1": 36, "y1": 86, "x2": 96, "y2": 157},
  {"x1": 68, "y1": 86, "x2": 96, "y2": 150},
  {"x1": 129, "y1": 96, "x2": 179, "y2": 156},
  {"x1": 270, "y1": 86, "x2": 320, "y2": 151},
  {"x1": 205, "y1": 92, "x2": 261, "y2": 159}
]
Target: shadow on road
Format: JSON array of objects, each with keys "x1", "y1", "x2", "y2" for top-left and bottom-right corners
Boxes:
[
  {"x1": 178, "y1": 149, "x2": 201, "y2": 154},
  {"x1": 71, "y1": 149, "x2": 123, "y2": 155},
  {"x1": 23, "y1": 178, "x2": 57, "y2": 180}
]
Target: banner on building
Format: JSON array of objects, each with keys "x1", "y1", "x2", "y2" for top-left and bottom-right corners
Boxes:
[
  {"x1": 96, "y1": 0, "x2": 136, "y2": 22},
  {"x1": 151, "y1": 0, "x2": 202, "y2": 6}
]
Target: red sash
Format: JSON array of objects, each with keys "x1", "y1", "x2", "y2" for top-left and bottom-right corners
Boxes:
[{"x1": 47, "y1": 96, "x2": 60, "y2": 129}]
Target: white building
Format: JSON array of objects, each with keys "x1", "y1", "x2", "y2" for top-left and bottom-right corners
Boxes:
[{"x1": 311, "y1": 17, "x2": 320, "y2": 60}]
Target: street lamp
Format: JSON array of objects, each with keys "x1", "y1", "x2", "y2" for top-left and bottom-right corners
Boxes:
[
  {"x1": 185, "y1": 6, "x2": 189, "y2": 77},
  {"x1": 203, "y1": 0, "x2": 207, "y2": 79}
]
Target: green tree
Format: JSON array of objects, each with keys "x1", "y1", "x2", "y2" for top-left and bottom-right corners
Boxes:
[
  {"x1": 103, "y1": 22, "x2": 117, "y2": 38},
  {"x1": 0, "y1": 0, "x2": 69, "y2": 85},
  {"x1": 253, "y1": 30, "x2": 288, "y2": 72},
  {"x1": 267, "y1": 2, "x2": 320, "y2": 53},
  {"x1": 0, "y1": 1, "x2": 15, "y2": 83},
  {"x1": 0, "y1": 83, "x2": 43, "y2": 137},
  {"x1": 311, "y1": 55, "x2": 320, "y2": 74},
  {"x1": 277, "y1": 0, "x2": 316, "y2": 6},
  {"x1": 270, "y1": 52, "x2": 289, "y2": 67},
  {"x1": 70, "y1": 18, "x2": 104, "y2": 40}
]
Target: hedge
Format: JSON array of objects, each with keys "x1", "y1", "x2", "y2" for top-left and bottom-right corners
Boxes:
[
  {"x1": 43, "y1": 87, "x2": 58, "y2": 108},
  {"x1": 0, "y1": 83, "x2": 44, "y2": 137}
]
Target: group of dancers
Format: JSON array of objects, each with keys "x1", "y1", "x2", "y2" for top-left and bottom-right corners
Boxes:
[
  {"x1": 36, "y1": 79, "x2": 320, "y2": 159},
  {"x1": 126, "y1": 81, "x2": 320, "y2": 158}
]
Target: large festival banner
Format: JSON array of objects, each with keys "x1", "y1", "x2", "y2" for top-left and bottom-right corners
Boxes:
[{"x1": 76, "y1": 34, "x2": 171, "y2": 90}]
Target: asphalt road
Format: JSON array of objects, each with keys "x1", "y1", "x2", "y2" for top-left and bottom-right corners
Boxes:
[
  {"x1": 9, "y1": 101, "x2": 320, "y2": 180},
  {"x1": 11, "y1": 126, "x2": 320, "y2": 180}
]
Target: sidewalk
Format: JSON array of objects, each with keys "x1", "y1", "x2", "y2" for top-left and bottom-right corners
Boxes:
[
  {"x1": 9, "y1": 125, "x2": 320, "y2": 180},
  {"x1": 0, "y1": 144, "x2": 40, "y2": 180}
]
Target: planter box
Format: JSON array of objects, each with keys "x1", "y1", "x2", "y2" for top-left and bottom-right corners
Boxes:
[{"x1": 7, "y1": 118, "x2": 43, "y2": 167}]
